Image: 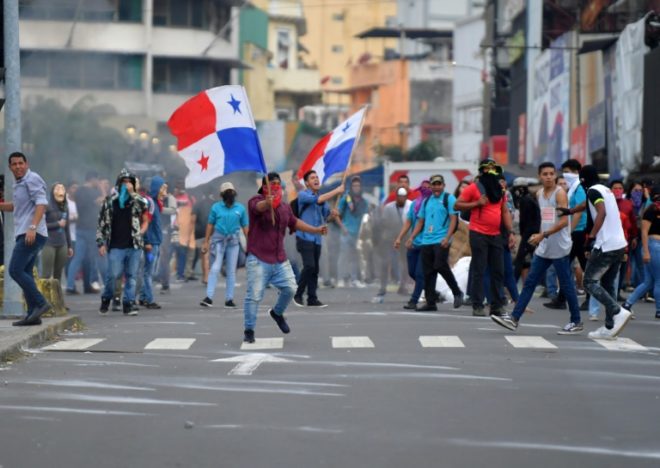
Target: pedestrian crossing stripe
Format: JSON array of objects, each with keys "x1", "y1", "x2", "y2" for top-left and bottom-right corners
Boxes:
[
  {"x1": 591, "y1": 337, "x2": 648, "y2": 352},
  {"x1": 505, "y1": 336, "x2": 558, "y2": 349},
  {"x1": 42, "y1": 339, "x2": 105, "y2": 351},
  {"x1": 144, "y1": 338, "x2": 196, "y2": 350},
  {"x1": 331, "y1": 336, "x2": 375, "y2": 348},
  {"x1": 241, "y1": 338, "x2": 284, "y2": 350},
  {"x1": 419, "y1": 336, "x2": 465, "y2": 348}
]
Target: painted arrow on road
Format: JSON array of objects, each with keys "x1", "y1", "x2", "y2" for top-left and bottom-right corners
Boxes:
[{"x1": 212, "y1": 353, "x2": 292, "y2": 375}]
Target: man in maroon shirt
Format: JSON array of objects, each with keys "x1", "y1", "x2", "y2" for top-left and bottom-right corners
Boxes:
[{"x1": 243, "y1": 172, "x2": 327, "y2": 343}]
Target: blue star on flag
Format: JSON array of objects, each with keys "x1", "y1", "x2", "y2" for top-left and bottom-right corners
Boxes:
[
  {"x1": 342, "y1": 122, "x2": 351, "y2": 132},
  {"x1": 227, "y1": 94, "x2": 242, "y2": 114}
]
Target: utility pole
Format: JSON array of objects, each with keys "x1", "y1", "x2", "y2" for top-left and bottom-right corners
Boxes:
[{"x1": 2, "y1": 0, "x2": 24, "y2": 318}]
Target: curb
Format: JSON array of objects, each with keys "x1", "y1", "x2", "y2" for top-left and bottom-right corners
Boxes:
[{"x1": 0, "y1": 315, "x2": 83, "y2": 363}]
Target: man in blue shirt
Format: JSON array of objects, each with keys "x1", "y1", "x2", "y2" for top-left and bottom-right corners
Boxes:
[
  {"x1": 293, "y1": 170, "x2": 344, "y2": 307},
  {"x1": 337, "y1": 176, "x2": 369, "y2": 287},
  {"x1": 409, "y1": 174, "x2": 464, "y2": 311},
  {"x1": 0, "y1": 152, "x2": 51, "y2": 326}
]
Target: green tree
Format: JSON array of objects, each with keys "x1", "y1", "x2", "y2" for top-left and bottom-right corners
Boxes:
[{"x1": 406, "y1": 140, "x2": 437, "y2": 161}]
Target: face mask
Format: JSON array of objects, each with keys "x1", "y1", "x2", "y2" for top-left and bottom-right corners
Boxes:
[
  {"x1": 563, "y1": 172, "x2": 579, "y2": 187},
  {"x1": 222, "y1": 192, "x2": 236, "y2": 205},
  {"x1": 612, "y1": 188, "x2": 624, "y2": 200},
  {"x1": 269, "y1": 184, "x2": 282, "y2": 208},
  {"x1": 631, "y1": 190, "x2": 643, "y2": 207},
  {"x1": 118, "y1": 184, "x2": 130, "y2": 209}
]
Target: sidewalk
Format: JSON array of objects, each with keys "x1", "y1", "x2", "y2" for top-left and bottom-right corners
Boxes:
[{"x1": 0, "y1": 315, "x2": 82, "y2": 363}]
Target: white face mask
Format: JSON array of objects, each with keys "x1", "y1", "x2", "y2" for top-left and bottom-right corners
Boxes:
[{"x1": 563, "y1": 172, "x2": 579, "y2": 187}]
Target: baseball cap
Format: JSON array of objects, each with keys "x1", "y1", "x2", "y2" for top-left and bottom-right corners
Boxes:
[
  {"x1": 396, "y1": 187, "x2": 408, "y2": 196},
  {"x1": 220, "y1": 182, "x2": 235, "y2": 194},
  {"x1": 429, "y1": 174, "x2": 444, "y2": 184}
]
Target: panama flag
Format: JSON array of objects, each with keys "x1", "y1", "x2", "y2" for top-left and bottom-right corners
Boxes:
[
  {"x1": 296, "y1": 107, "x2": 366, "y2": 184},
  {"x1": 167, "y1": 85, "x2": 267, "y2": 188}
]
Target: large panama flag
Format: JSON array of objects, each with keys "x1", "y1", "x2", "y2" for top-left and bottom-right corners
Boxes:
[
  {"x1": 167, "y1": 85, "x2": 267, "y2": 188},
  {"x1": 296, "y1": 107, "x2": 366, "y2": 184}
]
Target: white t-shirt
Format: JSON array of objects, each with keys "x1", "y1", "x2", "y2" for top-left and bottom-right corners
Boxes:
[
  {"x1": 67, "y1": 198, "x2": 78, "y2": 242},
  {"x1": 586, "y1": 184, "x2": 627, "y2": 252}
]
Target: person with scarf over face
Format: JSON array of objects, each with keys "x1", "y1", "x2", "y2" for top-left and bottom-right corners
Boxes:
[
  {"x1": 41, "y1": 183, "x2": 73, "y2": 284},
  {"x1": 199, "y1": 182, "x2": 248, "y2": 309},
  {"x1": 455, "y1": 159, "x2": 514, "y2": 317},
  {"x1": 242, "y1": 172, "x2": 327, "y2": 344},
  {"x1": 138, "y1": 176, "x2": 167, "y2": 309},
  {"x1": 96, "y1": 169, "x2": 149, "y2": 316},
  {"x1": 394, "y1": 180, "x2": 431, "y2": 310}
]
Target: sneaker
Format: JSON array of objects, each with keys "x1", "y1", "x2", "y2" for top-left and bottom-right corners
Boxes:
[
  {"x1": 12, "y1": 317, "x2": 42, "y2": 326},
  {"x1": 143, "y1": 302, "x2": 162, "y2": 309},
  {"x1": 403, "y1": 301, "x2": 417, "y2": 310},
  {"x1": 611, "y1": 307, "x2": 632, "y2": 337},
  {"x1": 243, "y1": 329, "x2": 255, "y2": 343},
  {"x1": 453, "y1": 292, "x2": 464, "y2": 309},
  {"x1": 100, "y1": 298, "x2": 110, "y2": 314},
  {"x1": 200, "y1": 297, "x2": 213, "y2": 307},
  {"x1": 557, "y1": 322, "x2": 584, "y2": 335},
  {"x1": 491, "y1": 314, "x2": 518, "y2": 331},
  {"x1": 489, "y1": 308, "x2": 504, "y2": 317},
  {"x1": 588, "y1": 326, "x2": 616, "y2": 340},
  {"x1": 371, "y1": 294, "x2": 384, "y2": 304},
  {"x1": 269, "y1": 309, "x2": 290, "y2": 334},
  {"x1": 472, "y1": 307, "x2": 486, "y2": 317},
  {"x1": 543, "y1": 298, "x2": 567, "y2": 310},
  {"x1": 588, "y1": 315, "x2": 599, "y2": 321},
  {"x1": 65, "y1": 288, "x2": 79, "y2": 295},
  {"x1": 160, "y1": 286, "x2": 170, "y2": 295},
  {"x1": 224, "y1": 299, "x2": 236, "y2": 308},
  {"x1": 352, "y1": 280, "x2": 367, "y2": 289},
  {"x1": 123, "y1": 302, "x2": 139, "y2": 316},
  {"x1": 308, "y1": 299, "x2": 328, "y2": 308},
  {"x1": 416, "y1": 303, "x2": 438, "y2": 312},
  {"x1": 576, "y1": 288, "x2": 586, "y2": 296},
  {"x1": 644, "y1": 293, "x2": 655, "y2": 303},
  {"x1": 292, "y1": 296, "x2": 305, "y2": 307}
]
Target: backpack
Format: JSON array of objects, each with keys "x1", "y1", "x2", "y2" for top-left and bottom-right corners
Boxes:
[
  {"x1": 290, "y1": 197, "x2": 311, "y2": 218},
  {"x1": 459, "y1": 181, "x2": 486, "y2": 222}
]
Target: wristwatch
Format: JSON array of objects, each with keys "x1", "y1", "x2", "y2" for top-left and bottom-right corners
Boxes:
[{"x1": 28, "y1": 224, "x2": 37, "y2": 231}]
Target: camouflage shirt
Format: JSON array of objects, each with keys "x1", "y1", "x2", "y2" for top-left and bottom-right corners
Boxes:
[{"x1": 96, "y1": 193, "x2": 148, "y2": 250}]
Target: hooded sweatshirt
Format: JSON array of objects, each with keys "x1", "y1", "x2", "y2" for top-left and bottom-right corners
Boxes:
[{"x1": 144, "y1": 176, "x2": 164, "y2": 246}]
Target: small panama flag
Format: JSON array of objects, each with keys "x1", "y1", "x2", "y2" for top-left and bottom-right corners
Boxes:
[{"x1": 167, "y1": 85, "x2": 267, "y2": 188}]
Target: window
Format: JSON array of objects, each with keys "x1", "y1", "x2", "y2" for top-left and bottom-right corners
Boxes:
[
  {"x1": 332, "y1": 12, "x2": 344, "y2": 21},
  {"x1": 276, "y1": 29, "x2": 291, "y2": 69},
  {"x1": 331, "y1": 45, "x2": 343, "y2": 53},
  {"x1": 21, "y1": 50, "x2": 143, "y2": 90},
  {"x1": 151, "y1": 0, "x2": 229, "y2": 31},
  {"x1": 19, "y1": 0, "x2": 142, "y2": 22},
  {"x1": 331, "y1": 76, "x2": 343, "y2": 85},
  {"x1": 152, "y1": 58, "x2": 230, "y2": 94}
]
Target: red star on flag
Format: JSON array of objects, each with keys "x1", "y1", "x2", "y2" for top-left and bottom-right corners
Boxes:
[{"x1": 197, "y1": 152, "x2": 210, "y2": 171}]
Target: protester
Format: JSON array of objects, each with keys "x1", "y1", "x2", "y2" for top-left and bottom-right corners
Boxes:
[
  {"x1": 156, "y1": 185, "x2": 177, "y2": 294},
  {"x1": 242, "y1": 172, "x2": 327, "y2": 343},
  {"x1": 337, "y1": 176, "x2": 369, "y2": 288},
  {"x1": 97, "y1": 169, "x2": 149, "y2": 316},
  {"x1": 41, "y1": 183, "x2": 73, "y2": 284},
  {"x1": 173, "y1": 182, "x2": 196, "y2": 282},
  {"x1": 0, "y1": 152, "x2": 51, "y2": 326},
  {"x1": 491, "y1": 162, "x2": 582, "y2": 334},
  {"x1": 611, "y1": 179, "x2": 638, "y2": 299},
  {"x1": 138, "y1": 176, "x2": 166, "y2": 310},
  {"x1": 292, "y1": 170, "x2": 343, "y2": 308},
  {"x1": 191, "y1": 189, "x2": 215, "y2": 284},
  {"x1": 511, "y1": 177, "x2": 541, "y2": 282},
  {"x1": 200, "y1": 182, "x2": 248, "y2": 308},
  {"x1": 455, "y1": 159, "x2": 514, "y2": 316}
]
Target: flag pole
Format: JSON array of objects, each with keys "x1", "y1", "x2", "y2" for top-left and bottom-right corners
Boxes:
[
  {"x1": 264, "y1": 175, "x2": 276, "y2": 226},
  {"x1": 334, "y1": 105, "x2": 369, "y2": 209}
]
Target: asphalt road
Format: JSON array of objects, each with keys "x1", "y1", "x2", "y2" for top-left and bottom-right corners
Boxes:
[{"x1": 1, "y1": 272, "x2": 659, "y2": 468}]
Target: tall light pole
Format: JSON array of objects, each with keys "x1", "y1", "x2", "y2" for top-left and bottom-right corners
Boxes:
[{"x1": 2, "y1": 0, "x2": 24, "y2": 318}]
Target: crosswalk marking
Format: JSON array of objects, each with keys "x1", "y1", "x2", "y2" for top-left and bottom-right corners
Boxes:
[
  {"x1": 241, "y1": 338, "x2": 284, "y2": 350},
  {"x1": 419, "y1": 336, "x2": 465, "y2": 348},
  {"x1": 505, "y1": 336, "x2": 558, "y2": 349},
  {"x1": 144, "y1": 338, "x2": 196, "y2": 350},
  {"x1": 592, "y1": 337, "x2": 648, "y2": 352},
  {"x1": 331, "y1": 336, "x2": 375, "y2": 349},
  {"x1": 43, "y1": 339, "x2": 105, "y2": 351}
]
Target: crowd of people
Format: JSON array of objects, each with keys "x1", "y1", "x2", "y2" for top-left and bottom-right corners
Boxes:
[{"x1": 1, "y1": 151, "x2": 659, "y2": 344}]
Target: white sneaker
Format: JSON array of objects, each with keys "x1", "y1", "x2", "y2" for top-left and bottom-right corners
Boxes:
[
  {"x1": 336, "y1": 279, "x2": 346, "y2": 288},
  {"x1": 588, "y1": 326, "x2": 616, "y2": 340},
  {"x1": 371, "y1": 294, "x2": 384, "y2": 304},
  {"x1": 588, "y1": 315, "x2": 599, "y2": 321},
  {"x1": 352, "y1": 280, "x2": 367, "y2": 289},
  {"x1": 611, "y1": 307, "x2": 632, "y2": 337}
]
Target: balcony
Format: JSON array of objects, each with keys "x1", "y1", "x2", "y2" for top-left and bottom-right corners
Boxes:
[{"x1": 268, "y1": 67, "x2": 320, "y2": 95}]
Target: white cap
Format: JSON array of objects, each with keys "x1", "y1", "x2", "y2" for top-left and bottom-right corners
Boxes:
[
  {"x1": 220, "y1": 182, "x2": 235, "y2": 194},
  {"x1": 396, "y1": 187, "x2": 408, "y2": 196}
]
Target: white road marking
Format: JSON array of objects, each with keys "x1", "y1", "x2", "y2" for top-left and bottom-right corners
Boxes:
[
  {"x1": 240, "y1": 338, "x2": 284, "y2": 350},
  {"x1": 505, "y1": 336, "x2": 557, "y2": 349},
  {"x1": 212, "y1": 353, "x2": 293, "y2": 375},
  {"x1": 419, "y1": 335, "x2": 465, "y2": 348},
  {"x1": 592, "y1": 337, "x2": 648, "y2": 352},
  {"x1": 331, "y1": 336, "x2": 375, "y2": 348},
  {"x1": 144, "y1": 338, "x2": 196, "y2": 350},
  {"x1": 42, "y1": 339, "x2": 105, "y2": 351}
]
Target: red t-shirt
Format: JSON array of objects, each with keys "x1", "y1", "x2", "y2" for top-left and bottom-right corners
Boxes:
[{"x1": 459, "y1": 182, "x2": 504, "y2": 236}]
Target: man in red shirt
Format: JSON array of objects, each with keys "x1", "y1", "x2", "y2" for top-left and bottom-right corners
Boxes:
[
  {"x1": 454, "y1": 159, "x2": 514, "y2": 316},
  {"x1": 384, "y1": 174, "x2": 420, "y2": 205}
]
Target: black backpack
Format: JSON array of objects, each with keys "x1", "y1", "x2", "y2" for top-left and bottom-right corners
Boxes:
[
  {"x1": 459, "y1": 181, "x2": 486, "y2": 222},
  {"x1": 290, "y1": 197, "x2": 311, "y2": 218}
]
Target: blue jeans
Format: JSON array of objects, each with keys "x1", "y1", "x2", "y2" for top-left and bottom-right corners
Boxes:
[
  {"x1": 407, "y1": 247, "x2": 424, "y2": 303},
  {"x1": 484, "y1": 246, "x2": 519, "y2": 304},
  {"x1": 625, "y1": 238, "x2": 660, "y2": 312},
  {"x1": 546, "y1": 265, "x2": 558, "y2": 298},
  {"x1": 243, "y1": 254, "x2": 296, "y2": 331},
  {"x1": 589, "y1": 270, "x2": 620, "y2": 317},
  {"x1": 66, "y1": 228, "x2": 96, "y2": 291},
  {"x1": 9, "y1": 234, "x2": 48, "y2": 313},
  {"x1": 206, "y1": 234, "x2": 240, "y2": 301},
  {"x1": 584, "y1": 248, "x2": 625, "y2": 329},
  {"x1": 139, "y1": 245, "x2": 160, "y2": 303},
  {"x1": 512, "y1": 254, "x2": 581, "y2": 324},
  {"x1": 338, "y1": 233, "x2": 360, "y2": 281},
  {"x1": 630, "y1": 241, "x2": 645, "y2": 286},
  {"x1": 101, "y1": 248, "x2": 141, "y2": 304}
]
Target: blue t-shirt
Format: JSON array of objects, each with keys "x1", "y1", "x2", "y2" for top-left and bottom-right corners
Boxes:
[
  {"x1": 407, "y1": 204, "x2": 423, "y2": 248},
  {"x1": 570, "y1": 185, "x2": 587, "y2": 232},
  {"x1": 207, "y1": 201, "x2": 248, "y2": 236},
  {"x1": 296, "y1": 189, "x2": 330, "y2": 244},
  {"x1": 418, "y1": 192, "x2": 457, "y2": 245},
  {"x1": 338, "y1": 194, "x2": 368, "y2": 236}
]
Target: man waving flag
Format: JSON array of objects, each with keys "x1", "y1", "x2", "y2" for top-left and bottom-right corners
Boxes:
[
  {"x1": 296, "y1": 107, "x2": 367, "y2": 185},
  {"x1": 168, "y1": 85, "x2": 267, "y2": 188}
]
